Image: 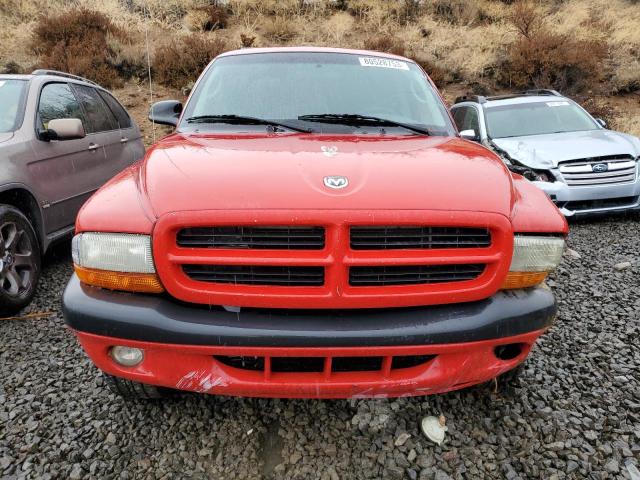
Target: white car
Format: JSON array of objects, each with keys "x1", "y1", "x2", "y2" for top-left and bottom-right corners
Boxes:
[{"x1": 451, "y1": 90, "x2": 640, "y2": 216}]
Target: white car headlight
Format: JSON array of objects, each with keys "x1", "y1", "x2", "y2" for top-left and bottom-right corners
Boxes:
[
  {"x1": 509, "y1": 235, "x2": 565, "y2": 272},
  {"x1": 502, "y1": 235, "x2": 565, "y2": 289},
  {"x1": 72, "y1": 233, "x2": 155, "y2": 273},
  {"x1": 72, "y1": 233, "x2": 163, "y2": 293}
]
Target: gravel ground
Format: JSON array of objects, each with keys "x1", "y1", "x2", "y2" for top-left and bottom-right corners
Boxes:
[{"x1": 1, "y1": 215, "x2": 639, "y2": 480}]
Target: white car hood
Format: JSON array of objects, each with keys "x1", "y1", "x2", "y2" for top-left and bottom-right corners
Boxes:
[{"x1": 492, "y1": 129, "x2": 640, "y2": 169}]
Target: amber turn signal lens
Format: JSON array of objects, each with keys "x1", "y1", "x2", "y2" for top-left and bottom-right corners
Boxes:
[
  {"x1": 500, "y1": 271, "x2": 548, "y2": 290},
  {"x1": 75, "y1": 265, "x2": 164, "y2": 293}
]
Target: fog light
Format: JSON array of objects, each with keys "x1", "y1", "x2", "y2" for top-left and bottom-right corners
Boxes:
[{"x1": 110, "y1": 346, "x2": 144, "y2": 367}]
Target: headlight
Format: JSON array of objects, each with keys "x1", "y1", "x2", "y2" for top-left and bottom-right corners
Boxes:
[
  {"x1": 501, "y1": 235, "x2": 565, "y2": 289},
  {"x1": 72, "y1": 233, "x2": 163, "y2": 293}
]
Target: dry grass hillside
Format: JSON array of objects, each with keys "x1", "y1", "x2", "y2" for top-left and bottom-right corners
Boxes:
[{"x1": 1, "y1": 0, "x2": 639, "y2": 142}]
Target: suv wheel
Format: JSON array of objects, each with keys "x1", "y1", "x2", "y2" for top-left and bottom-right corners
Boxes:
[
  {"x1": 103, "y1": 373, "x2": 174, "y2": 399},
  {"x1": 0, "y1": 205, "x2": 41, "y2": 317}
]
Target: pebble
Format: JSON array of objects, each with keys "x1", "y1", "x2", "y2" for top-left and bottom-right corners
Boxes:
[{"x1": 1, "y1": 216, "x2": 639, "y2": 479}]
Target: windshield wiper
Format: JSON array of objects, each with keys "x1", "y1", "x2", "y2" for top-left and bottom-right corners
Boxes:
[
  {"x1": 184, "y1": 115, "x2": 312, "y2": 133},
  {"x1": 298, "y1": 114, "x2": 430, "y2": 135}
]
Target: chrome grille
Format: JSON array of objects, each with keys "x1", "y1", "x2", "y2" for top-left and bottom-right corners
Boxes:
[{"x1": 559, "y1": 155, "x2": 637, "y2": 186}]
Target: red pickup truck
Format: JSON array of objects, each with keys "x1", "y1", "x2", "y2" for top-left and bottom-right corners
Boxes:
[{"x1": 63, "y1": 48, "x2": 567, "y2": 399}]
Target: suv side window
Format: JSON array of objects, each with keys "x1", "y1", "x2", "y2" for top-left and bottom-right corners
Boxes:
[
  {"x1": 38, "y1": 83, "x2": 85, "y2": 130},
  {"x1": 97, "y1": 91, "x2": 132, "y2": 129},
  {"x1": 71, "y1": 84, "x2": 118, "y2": 134},
  {"x1": 453, "y1": 106, "x2": 480, "y2": 134},
  {"x1": 452, "y1": 107, "x2": 467, "y2": 131},
  {"x1": 462, "y1": 107, "x2": 480, "y2": 133}
]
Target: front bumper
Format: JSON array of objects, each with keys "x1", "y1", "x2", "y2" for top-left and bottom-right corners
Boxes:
[
  {"x1": 63, "y1": 275, "x2": 557, "y2": 398},
  {"x1": 533, "y1": 178, "x2": 640, "y2": 216}
]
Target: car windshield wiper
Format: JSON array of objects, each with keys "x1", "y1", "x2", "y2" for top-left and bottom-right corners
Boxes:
[
  {"x1": 184, "y1": 115, "x2": 312, "y2": 133},
  {"x1": 298, "y1": 114, "x2": 430, "y2": 135}
]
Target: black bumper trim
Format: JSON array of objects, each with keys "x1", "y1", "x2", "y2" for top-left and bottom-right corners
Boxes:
[{"x1": 62, "y1": 275, "x2": 556, "y2": 347}]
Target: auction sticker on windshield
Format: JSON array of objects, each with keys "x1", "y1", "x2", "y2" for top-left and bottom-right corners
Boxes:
[{"x1": 359, "y1": 57, "x2": 409, "y2": 70}]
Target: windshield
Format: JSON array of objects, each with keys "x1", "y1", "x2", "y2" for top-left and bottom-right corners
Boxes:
[
  {"x1": 485, "y1": 100, "x2": 599, "y2": 139},
  {"x1": 181, "y1": 52, "x2": 455, "y2": 136},
  {"x1": 0, "y1": 79, "x2": 27, "y2": 133}
]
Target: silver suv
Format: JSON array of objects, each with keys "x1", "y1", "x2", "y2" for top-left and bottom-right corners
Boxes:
[
  {"x1": 0, "y1": 70, "x2": 144, "y2": 315},
  {"x1": 451, "y1": 90, "x2": 640, "y2": 217}
]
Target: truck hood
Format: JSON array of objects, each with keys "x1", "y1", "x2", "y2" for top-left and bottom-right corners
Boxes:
[
  {"x1": 492, "y1": 129, "x2": 640, "y2": 169},
  {"x1": 140, "y1": 133, "x2": 513, "y2": 217}
]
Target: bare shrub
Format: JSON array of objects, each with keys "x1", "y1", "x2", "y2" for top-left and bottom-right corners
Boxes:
[
  {"x1": 575, "y1": 96, "x2": 617, "y2": 125},
  {"x1": 261, "y1": 16, "x2": 299, "y2": 42},
  {"x1": 508, "y1": 1, "x2": 543, "y2": 38},
  {"x1": 30, "y1": 9, "x2": 125, "y2": 88},
  {"x1": 363, "y1": 35, "x2": 406, "y2": 56},
  {"x1": 498, "y1": 1, "x2": 610, "y2": 94},
  {"x1": 185, "y1": 4, "x2": 229, "y2": 32},
  {"x1": 429, "y1": 0, "x2": 480, "y2": 26},
  {"x1": 123, "y1": 0, "x2": 188, "y2": 28},
  {"x1": 112, "y1": 42, "x2": 149, "y2": 81},
  {"x1": 2, "y1": 61, "x2": 23, "y2": 74},
  {"x1": 240, "y1": 33, "x2": 256, "y2": 48},
  {"x1": 610, "y1": 55, "x2": 640, "y2": 93},
  {"x1": 154, "y1": 34, "x2": 228, "y2": 89},
  {"x1": 323, "y1": 11, "x2": 355, "y2": 44},
  {"x1": 398, "y1": 0, "x2": 426, "y2": 24},
  {"x1": 499, "y1": 31, "x2": 608, "y2": 94}
]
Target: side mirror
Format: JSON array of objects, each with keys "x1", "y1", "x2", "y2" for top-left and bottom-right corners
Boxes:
[
  {"x1": 460, "y1": 129, "x2": 479, "y2": 141},
  {"x1": 595, "y1": 118, "x2": 607, "y2": 129},
  {"x1": 149, "y1": 100, "x2": 183, "y2": 127},
  {"x1": 44, "y1": 118, "x2": 85, "y2": 141}
]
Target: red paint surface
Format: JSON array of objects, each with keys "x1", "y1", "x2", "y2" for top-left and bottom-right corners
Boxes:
[
  {"x1": 76, "y1": 132, "x2": 567, "y2": 307},
  {"x1": 74, "y1": 329, "x2": 545, "y2": 399}
]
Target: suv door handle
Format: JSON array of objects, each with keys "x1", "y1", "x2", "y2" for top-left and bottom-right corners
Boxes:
[
  {"x1": 120, "y1": 137, "x2": 128, "y2": 144},
  {"x1": 88, "y1": 143, "x2": 100, "y2": 151}
]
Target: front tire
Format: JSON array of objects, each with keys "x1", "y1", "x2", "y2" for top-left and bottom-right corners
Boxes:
[
  {"x1": 103, "y1": 373, "x2": 174, "y2": 399},
  {"x1": 0, "y1": 205, "x2": 41, "y2": 317}
]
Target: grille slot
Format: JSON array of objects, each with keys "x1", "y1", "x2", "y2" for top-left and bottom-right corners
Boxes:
[
  {"x1": 177, "y1": 226, "x2": 325, "y2": 249},
  {"x1": 213, "y1": 355, "x2": 436, "y2": 373},
  {"x1": 559, "y1": 155, "x2": 637, "y2": 186},
  {"x1": 183, "y1": 265, "x2": 324, "y2": 286},
  {"x1": 562, "y1": 196, "x2": 639, "y2": 212},
  {"x1": 350, "y1": 226, "x2": 491, "y2": 250},
  {"x1": 349, "y1": 264, "x2": 485, "y2": 286}
]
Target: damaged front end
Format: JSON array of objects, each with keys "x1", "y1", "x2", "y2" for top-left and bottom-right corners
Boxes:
[{"x1": 489, "y1": 140, "x2": 557, "y2": 184}]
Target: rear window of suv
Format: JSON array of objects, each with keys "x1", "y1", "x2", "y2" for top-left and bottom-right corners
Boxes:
[{"x1": 0, "y1": 79, "x2": 27, "y2": 133}]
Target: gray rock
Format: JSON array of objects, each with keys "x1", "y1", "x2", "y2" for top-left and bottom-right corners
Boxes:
[
  {"x1": 604, "y1": 459, "x2": 619, "y2": 474},
  {"x1": 395, "y1": 433, "x2": 411, "y2": 447},
  {"x1": 69, "y1": 464, "x2": 83, "y2": 480},
  {"x1": 614, "y1": 261, "x2": 632, "y2": 270}
]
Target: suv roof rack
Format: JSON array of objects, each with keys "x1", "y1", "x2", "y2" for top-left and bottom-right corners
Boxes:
[
  {"x1": 454, "y1": 95, "x2": 487, "y2": 105},
  {"x1": 521, "y1": 89, "x2": 561, "y2": 97},
  {"x1": 483, "y1": 90, "x2": 563, "y2": 102},
  {"x1": 31, "y1": 69, "x2": 98, "y2": 86},
  {"x1": 456, "y1": 89, "x2": 564, "y2": 104}
]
